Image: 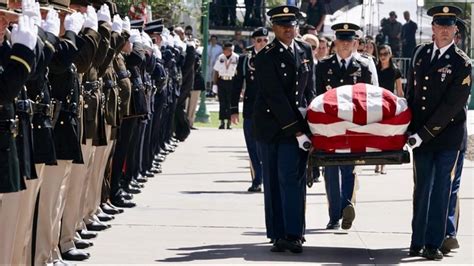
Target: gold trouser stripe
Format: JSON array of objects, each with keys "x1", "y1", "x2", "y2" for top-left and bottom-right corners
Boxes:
[
  {"x1": 10, "y1": 55, "x2": 31, "y2": 73},
  {"x1": 424, "y1": 126, "x2": 435, "y2": 138}
]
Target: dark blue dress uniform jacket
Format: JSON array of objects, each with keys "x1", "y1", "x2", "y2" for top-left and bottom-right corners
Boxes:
[
  {"x1": 0, "y1": 41, "x2": 35, "y2": 192},
  {"x1": 406, "y1": 43, "x2": 472, "y2": 151},
  {"x1": 252, "y1": 40, "x2": 315, "y2": 142},
  {"x1": 232, "y1": 47, "x2": 258, "y2": 119}
]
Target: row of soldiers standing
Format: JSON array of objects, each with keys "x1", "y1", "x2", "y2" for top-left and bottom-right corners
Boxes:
[{"x1": 0, "y1": 0, "x2": 197, "y2": 264}]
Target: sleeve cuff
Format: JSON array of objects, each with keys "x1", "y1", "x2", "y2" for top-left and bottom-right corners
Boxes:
[
  {"x1": 281, "y1": 120, "x2": 301, "y2": 136},
  {"x1": 10, "y1": 44, "x2": 35, "y2": 73},
  {"x1": 418, "y1": 125, "x2": 436, "y2": 143}
]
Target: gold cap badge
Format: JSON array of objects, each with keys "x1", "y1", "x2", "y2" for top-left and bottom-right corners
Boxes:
[
  {"x1": 443, "y1": 6, "x2": 449, "y2": 13},
  {"x1": 343, "y1": 24, "x2": 348, "y2": 29},
  {"x1": 283, "y1": 7, "x2": 289, "y2": 13}
]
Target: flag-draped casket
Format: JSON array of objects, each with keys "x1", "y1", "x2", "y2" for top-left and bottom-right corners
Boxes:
[{"x1": 307, "y1": 83, "x2": 412, "y2": 153}]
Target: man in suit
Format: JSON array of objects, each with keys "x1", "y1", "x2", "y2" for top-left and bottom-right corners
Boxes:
[
  {"x1": 253, "y1": 5, "x2": 314, "y2": 253},
  {"x1": 314, "y1": 23, "x2": 372, "y2": 231},
  {"x1": 231, "y1": 27, "x2": 269, "y2": 192},
  {"x1": 406, "y1": 5, "x2": 471, "y2": 260}
]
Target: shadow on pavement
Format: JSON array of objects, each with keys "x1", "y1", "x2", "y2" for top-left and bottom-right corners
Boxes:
[
  {"x1": 157, "y1": 242, "x2": 423, "y2": 264},
  {"x1": 214, "y1": 180, "x2": 251, "y2": 183},
  {"x1": 160, "y1": 171, "x2": 249, "y2": 176},
  {"x1": 181, "y1": 191, "x2": 259, "y2": 195}
]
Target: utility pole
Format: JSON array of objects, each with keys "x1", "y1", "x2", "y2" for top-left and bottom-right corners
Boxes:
[{"x1": 195, "y1": 0, "x2": 210, "y2": 123}]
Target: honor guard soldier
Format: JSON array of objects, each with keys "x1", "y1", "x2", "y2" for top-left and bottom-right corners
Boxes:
[
  {"x1": 441, "y1": 18, "x2": 468, "y2": 256},
  {"x1": 314, "y1": 22, "x2": 372, "y2": 231},
  {"x1": 253, "y1": 5, "x2": 314, "y2": 253},
  {"x1": 406, "y1": 5, "x2": 471, "y2": 260},
  {"x1": 212, "y1": 42, "x2": 239, "y2": 129},
  {"x1": 231, "y1": 27, "x2": 269, "y2": 192},
  {"x1": 0, "y1": 3, "x2": 38, "y2": 264}
]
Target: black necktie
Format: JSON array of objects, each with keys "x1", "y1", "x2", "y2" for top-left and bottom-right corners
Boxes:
[
  {"x1": 431, "y1": 49, "x2": 440, "y2": 66},
  {"x1": 288, "y1": 46, "x2": 294, "y2": 57},
  {"x1": 340, "y1": 59, "x2": 346, "y2": 72}
]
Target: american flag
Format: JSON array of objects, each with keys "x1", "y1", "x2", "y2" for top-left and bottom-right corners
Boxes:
[{"x1": 307, "y1": 83, "x2": 412, "y2": 153}]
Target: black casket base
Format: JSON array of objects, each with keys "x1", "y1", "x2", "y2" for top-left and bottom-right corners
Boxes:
[{"x1": 311, "y1": 150, "x2": 411, "y2": 166}]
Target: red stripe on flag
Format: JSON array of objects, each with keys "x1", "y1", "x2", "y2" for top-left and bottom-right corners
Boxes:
[
  {"x1": 311, "y1": 133, "x2": 408, "y2": 153},
  {"x1": 352, "y1": 83, "x2": 367, "y2": 125},
  {"x1": 323, "y1": 89, "x2": 339, "y2": 117},
  {"x1": 307, "y1": 110, "x2": 344, "y2": 124}
]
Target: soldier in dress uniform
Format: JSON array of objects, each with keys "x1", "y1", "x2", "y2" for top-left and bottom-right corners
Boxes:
[
  {"x1": 35, "y1": 1, "x2": 98, "y2": 263},
  {"x1": 253, "y1": 5, "x2": 314, "y2": 253},
  {"x1": 213, "y1": 41, "x2": 239, "y2": 129},
  {"x1": 405, "y1": 5, "x2": 471, "y2": 260},
  {"x1": 231, "y1": 27, "x2": 268, "y2": 192},
  {"x1": 440, "y1": 18, "x2": 468, "y2": 256},
  {"x1": 314, "y1": 23, "x2": 372, "y2": 231},
  {"x1": 0, "y1": 2, "x2": 38, "y2": 264}
]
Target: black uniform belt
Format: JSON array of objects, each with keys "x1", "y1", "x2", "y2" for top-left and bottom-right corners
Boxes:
[
  {"x1": 16, "y1": 100, "x2": 34, "y2": 115},
  {"x1": 116, "y1": 70, "x2": 130, "y2": 80},
  {"x1": 103, "y1": 79, "x2": 117, "y2": 89},
  {"x1": 61, "y1": 102, "x2": 78, "y2": 114},
  {"x1": 33, "y1": 103, "x2": 54, "y2": 117},
  {"x1": 0, "y1": 119, "x2": 19, "y2": 135},
  {"x1": 83, "y1": 81, "x2": 101, "y2": 92}
]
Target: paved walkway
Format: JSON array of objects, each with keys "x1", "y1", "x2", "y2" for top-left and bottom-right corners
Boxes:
[{"x1": 80, "y1": 116, "x2": 474, "y2": 265}]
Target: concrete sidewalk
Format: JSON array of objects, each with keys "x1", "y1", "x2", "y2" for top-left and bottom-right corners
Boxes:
[{"x1": 80, "y1": 118, "x2": 474, "y2": 265}]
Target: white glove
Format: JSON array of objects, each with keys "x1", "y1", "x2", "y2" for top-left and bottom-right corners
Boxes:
[
  {"x1": 122, "y1": 16, "x2": 131, "y2": 33},
  {"x1": 11, "y1": 15, "x2": 38, "y2": 50},
  {"x1": 129, "y1": 29, "x2": 142, "y2": 44},
  {"x1": 64, "y1": 12, "x2": 85, "y2": 34},
  {"x1": 97, "y1": 4, "x2": 111, "y2": 24},
  {"x1": 407, "y1": 133, "x2": 422, "y2": 149},
  {"x1": 298, "y1": 107, "x2": 307, "y2": 118},
  {"x1": 83, "y1": 5, "x2": 98, "y2": 31},
  {"x1": 111, "y1": 14, "x2": 123, "y2": 34},
  {"x1": 42, "y1": 9, "x2": 60, "y2": 36},
  {"x1": 296, "y1": 134, "x2": 311, "y2": 151},
  {"x1": 212, "y1": 84, "x2": 218, "y2": 94},
  {"x1": 22, "y1": 0, "x2": 41, "y2": 26}
]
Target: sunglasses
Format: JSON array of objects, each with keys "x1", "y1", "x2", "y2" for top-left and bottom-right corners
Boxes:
[
  {"x1": 256, "y1": 38, "x2": 268, "y2": 43},
  {"x1": 311, "y1": 45, "x2": 318, "y2": 50}
]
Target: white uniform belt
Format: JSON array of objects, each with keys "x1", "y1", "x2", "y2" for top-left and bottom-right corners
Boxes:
[{"x1": 219, "y1": 76, "x2": 233, "y2": 81}]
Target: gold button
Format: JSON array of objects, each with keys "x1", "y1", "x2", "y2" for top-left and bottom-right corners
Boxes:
[
  {"x1": 266, "y1": 109, "x2": 270, "y2": 113},
  {"x1": 451, "y1": 118, "x2": 454, "y2": 122},
  {"x1": 340, "y1": 79, "x2": 344, "y2": 83},
  {"x1": 296, "y1": 101, "x2": 299, "y2": 105},
  {"x1": 60, "y1": 121, "x2": 64, "y2": 125},
  {"x1": 422, "y1": 96, "x2": 426, "y2": 100},
  {"x1": 38, "y1": 125, "x2": 41, "y2": 129},
  {"x1": 423, "y1": 86, "x2": 427, "y2": 91},
  {"x1": 295, "y1": 91, "x2": 299, "y2": 95},
  {"x1": 284, "y1": 73, "x2": 287, "y2": 77},
  {"x1": 296, "y1": 81, "x2": 299, "y2": 85},
  {"x1": 425, "y1": 76, "x2": 429, "y2": 80},
  {"x1": 421, "y1": 106, "x2": 426, "y2": 110}
]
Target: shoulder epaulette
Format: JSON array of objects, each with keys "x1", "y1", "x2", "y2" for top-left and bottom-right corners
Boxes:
[
  {"x1": 454, "y1": 46, "x2": 471, "y2": 64},
  {"x1": 264, "y1": 42, "x2": 276, "y2": 54}
]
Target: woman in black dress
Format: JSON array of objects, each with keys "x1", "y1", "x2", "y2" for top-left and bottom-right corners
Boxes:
[{"x1": 375, "y1": 45, "x2": 403, "y2": 174}]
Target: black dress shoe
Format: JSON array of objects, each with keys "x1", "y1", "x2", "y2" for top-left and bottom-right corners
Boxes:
[
  {"x1": 74, "y1": 239, "x2": 93, "y2": 249},
  {"x1": 326, "y1": 220, "x2": 340, "y2": 230},
  {"x1": 441, "y1": 236, "x2": 459, "y2": 254},
  {"x1": 101, "y1": 203, "x2": 123, "y2": 215},
  {"x1": 408, "y1": 246, "x2": 422, "y2": 256},
  {"x1": 341, "y1": 204, "x2": 355, "y2": 230},
  {"x1": 422, "y1": 248, "x2": 443, "y2": 260},
  {"x1": 218, "y1": 124, "x2": 225, "y2": 129},
  {"x1": 277, "y1": 238, "x2": 303, "y2": 253},
  {"x1": 111, "y1": 197, "x2": 136, "y2": 208},
  {"x1": 247, "y1": 185, "x2": 262, "y2": 192},
  {"x1": 130, "y1": 180, "x2": 145, "y2": 189},
  {"x1": 124, "y1": 185, "x2": 141, "y2": 194},
  {"x1": 136, "y1": 175, "x2": 148, "y2": 183},
  {"x1": 149, "y1": 167, "x2": 161, "y2": 174},
  {"x1": 120, "y1": 191, "x2": 133, "y2": 200},
  {"x1": 78, "y1": 229, "x2": 97, "y2": 240},
  {"x1": 97, "y1": 212, "x2": 115, "y2": 222},
  {"x1": 86, "y1": 221, "x2": 110, "y2": 231},
  {"x1": 61, "y1": 248, "x2": 90, "y2": 261},
  {"x1": 160, "y1": 150, "x2": 169, "y2": 156},
  {"x1": 190, "y1": 126, "x2": 198, "y2": 130},
  {"x1": 142, "y1": 171, "x2": 154, "y2": 177}
]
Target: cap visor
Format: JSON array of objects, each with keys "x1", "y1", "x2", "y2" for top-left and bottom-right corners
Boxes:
[
  {"x1": 336, "y1": 33, "x2": 355, "y2": 40},
  {"x1": 273, "y1": 20, "x2": 297, "y2": 26}
]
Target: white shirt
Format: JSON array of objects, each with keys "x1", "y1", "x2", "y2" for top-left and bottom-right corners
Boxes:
[
  {"x1": 279, "y1": 40, "x2": 296, "y2": 54},
  {"x1": 353, "y1": 52, "x2": 379, "y2": 86},
  {"x1": 207, "y1": 43, "x2": 223, "y2": 80},
  {"x1": 213, "y1": 52, "x2": 239, "y2": 77},
  {"x1": 432, "y1": 41, "x2": 454, "y2": 61}
]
